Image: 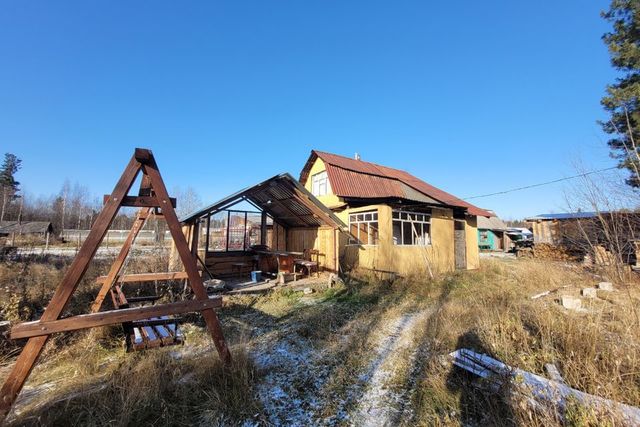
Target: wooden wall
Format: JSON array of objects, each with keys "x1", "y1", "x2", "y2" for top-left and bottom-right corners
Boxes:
[
  {"x1": 204, "y1": 252, "x2": 255, "y2": 278},
  {"x1": 286, "y1": 226, "x2": 338, "y2": 271}
]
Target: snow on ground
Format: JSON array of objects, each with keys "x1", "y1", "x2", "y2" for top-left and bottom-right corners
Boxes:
[
  {"x1": 349, "y1": 310, "x2": 430, "y2": 426},
  {"x1": 245, "y1": 307, "x2": 432, "y2": 426}
]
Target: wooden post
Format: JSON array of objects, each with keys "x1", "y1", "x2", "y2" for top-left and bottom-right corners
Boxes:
[{"x1": 260, "y1": 211, "x2": 267, "y2": 246}]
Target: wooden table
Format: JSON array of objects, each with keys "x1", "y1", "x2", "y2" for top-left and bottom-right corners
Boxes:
[{"x1": 253, "y1": 250, "x2": 303, "y2": 274}]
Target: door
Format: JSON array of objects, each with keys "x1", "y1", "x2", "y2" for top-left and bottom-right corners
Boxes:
[{"x1": 454, "y1": 220, "x2": 467, "y2": 270}]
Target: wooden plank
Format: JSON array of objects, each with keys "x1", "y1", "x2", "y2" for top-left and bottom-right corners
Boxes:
[
  {"x1": 90, "y1": 207, "x2": 150, "y2": 313},
  {"x1": 10, "y1": 298, "x2": 222, "y2": 339},
  {"x1": 142, "y1": 156, "x2": 232, "y2": 364},
  {"x1": 95, "y1": 271, "x2": 193, "y2": 284},
  {"x1": 0, "y1": 154, "x2": 142, "y2": 419},
  {"x1": 102, "y1": 195, "x2": 176, "y2": 208}
]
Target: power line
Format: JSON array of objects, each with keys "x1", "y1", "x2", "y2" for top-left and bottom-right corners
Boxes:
[{"x1": 462, "y1": 166, "x2": 619, "y2": 201}]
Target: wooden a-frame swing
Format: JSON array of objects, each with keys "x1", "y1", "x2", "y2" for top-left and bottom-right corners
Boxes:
[{"x1": 0, "y1": 148, "x2": 231, "y2": 420}]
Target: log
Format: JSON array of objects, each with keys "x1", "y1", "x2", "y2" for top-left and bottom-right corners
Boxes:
[{"x1": 450, "y1": 349, "x2": 640, "y2": 425}]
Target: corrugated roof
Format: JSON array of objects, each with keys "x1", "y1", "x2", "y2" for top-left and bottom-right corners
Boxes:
[
  {"x1": 300, "y1": 150, "x2": 491, "y2": 217},
  {"x1": 180, "y1": 173, "x2": 346, "y2": 230},
  {"x1": 477, "y1": 216, "x2": 508, "y2": 231},
  {"x1": 525, "y1": 212, "x2": 603, "y2": 221}
]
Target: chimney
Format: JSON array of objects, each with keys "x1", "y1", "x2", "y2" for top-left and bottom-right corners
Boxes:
[{"x1": 354, "y1": 152, "x2": 361, "y2": 161}]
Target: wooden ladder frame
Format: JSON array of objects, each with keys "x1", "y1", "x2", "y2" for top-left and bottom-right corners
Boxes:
[{"x1": 0, "y1": 148, "x2": 231, "y2": 420}]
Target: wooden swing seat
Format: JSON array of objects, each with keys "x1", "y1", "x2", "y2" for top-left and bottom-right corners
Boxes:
[
  {"x1": 128, "y1": 316, "x2": 184, "y2": 351},
  {"x1": 110, "y1": 283, "x2": 184, "y2": 352}
]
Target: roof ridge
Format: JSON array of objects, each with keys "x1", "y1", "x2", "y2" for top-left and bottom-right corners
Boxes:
[{"x1": 313, "y1": 150, "x2": 410, "y2": 177}]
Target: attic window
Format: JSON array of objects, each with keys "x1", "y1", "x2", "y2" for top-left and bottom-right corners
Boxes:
[
  {"x1": 393, "y1": 210, "x2": 431, "y2": 246},
  {"x1": 311, "y1": 171, "x2": 331, "y2": 197}
]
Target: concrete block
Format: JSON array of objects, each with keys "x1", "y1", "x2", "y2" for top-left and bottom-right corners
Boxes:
[
  {"x1": 581, "y1": 287, "x2": 598, "y2": 298},
  {"x1": 561, "y1": 296, "x2": 582, "y2": 310},
  {"x1": 598, "y1": 282, "x2": 615, "y2": 291}
]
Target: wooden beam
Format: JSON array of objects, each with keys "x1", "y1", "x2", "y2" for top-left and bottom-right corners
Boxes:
[
  {"x1": 0, "y1": 154, "x2": 142, "y2": 419},
  {"x1": 134, "y1": 148, "x2": 152, "y2": 163},
  {"x1": 95, "y1": 271, "x2": 195, "y2": 284},
  {"x1": 142, "y1": 155, "x2": 232, "y2": 364},
  {"x1": 91, "y1": 207, "x2": 151, "y2": 313},
  {"x1": 102, "y1": 195, "x2": 176, "y2": 208},
  {"x1": 11, "y1": 298, "x2": 222, "y2": 340}
]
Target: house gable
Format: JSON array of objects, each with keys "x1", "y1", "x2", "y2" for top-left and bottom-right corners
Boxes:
[{"x1": 302, "y1": 156, "x2": 343, "y2": 208}]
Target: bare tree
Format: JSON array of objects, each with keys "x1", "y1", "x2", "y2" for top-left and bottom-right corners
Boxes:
[{"x1": 171, "y1": 186, "x2": 203, "y2": 219}]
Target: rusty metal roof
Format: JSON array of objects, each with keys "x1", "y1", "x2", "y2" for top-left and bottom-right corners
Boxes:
[
  {"x1": 300, "y1": 150, "x2": 491, "y2": 217},
  {"x1": 180, "y1": 173, "x2": 346, "y2": 229}
]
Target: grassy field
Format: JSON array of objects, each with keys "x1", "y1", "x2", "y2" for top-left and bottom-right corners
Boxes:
[{"x1": 1, "y1": 255, "x2": 639, "y2": 426}]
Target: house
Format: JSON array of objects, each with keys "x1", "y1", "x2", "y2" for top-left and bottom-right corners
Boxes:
[
  {"x1": 180, "y1": 151, "x2": 490, "y2": 278},
  {"x1": 298, "y1": 151, "x2": 491, "y2": 274},
  {"x1": 477, "y1": 213, "x2": 511, "y2": 251},
  {"x1": 0, "y1": 221, "x2": 54, "y2": 245}
]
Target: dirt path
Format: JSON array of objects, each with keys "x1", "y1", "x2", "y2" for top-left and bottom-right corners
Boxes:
[
  {"x1": 349, "y1": 310, "x2": 430, "y2": 426},
  {"x1": 245, "y1": 306, "x2": 432, "y2": 426}
]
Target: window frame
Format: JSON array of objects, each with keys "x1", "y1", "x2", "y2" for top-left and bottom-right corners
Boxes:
[
  {"x1": 348, "y1": 209, "x2": 379, "y2": 246},
  {"x1": 392, "y1": 209, "x2": 432, "y2": 246},
  {"x1": 204, "y1": 209, "x2": 269, "y2": 253},
  {"x1": 311, "y1": 171, "x2": 331, "y2": 197}
]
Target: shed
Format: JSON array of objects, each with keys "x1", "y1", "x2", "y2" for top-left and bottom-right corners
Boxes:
[
  {"x1": 477, "y1": 214, "x2": 511, "y2": 251},
  {"x1": 0, "y1": 221, "x2": 53, "y2": 240},
  {"x1": 181, "y1": 173, "x2": 346, "y2": 277}
]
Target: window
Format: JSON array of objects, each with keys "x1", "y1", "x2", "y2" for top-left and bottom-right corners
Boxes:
[
  {"x1": 349, "y1": 210, "x2": 379, "y2": 245},
  {"x1": 227, "y1": 212, "x2": 246, "y2": 251},
  {"x1": 392, "y1": 210, "x2": 431, "y2": 245},
  {"x1": 311, "y1": 171, "x2": 331, "y2": 196},
  {"x1": 247, "y1": 213, "x2": 263, "y2": 248},
  {"x1": 206, "y1": 210, "x2": 269, "y2": 252},
  {"x1": 208, "y1": 211, "x2": 229, "y2": 252}
]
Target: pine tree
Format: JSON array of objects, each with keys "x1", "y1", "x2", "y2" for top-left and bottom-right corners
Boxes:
[{"x1": 0, "y1": 153, "x2": 22, "y2": 221}]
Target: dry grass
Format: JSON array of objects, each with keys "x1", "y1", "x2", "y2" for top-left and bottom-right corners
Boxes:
[
  {"x1": 4, "y1": 332, "x2": 258, "y2": 426},
  {"x1": 410, "y1": 258, "x2": 640, "y2": 426},
  {"x1": 2, "y1": 256, "x2": 640, "y2": 425}
]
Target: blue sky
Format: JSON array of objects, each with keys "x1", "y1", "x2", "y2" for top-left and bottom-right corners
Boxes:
[{"x1": 1, "y1": 1, "x2": 619, "y2": 219}]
